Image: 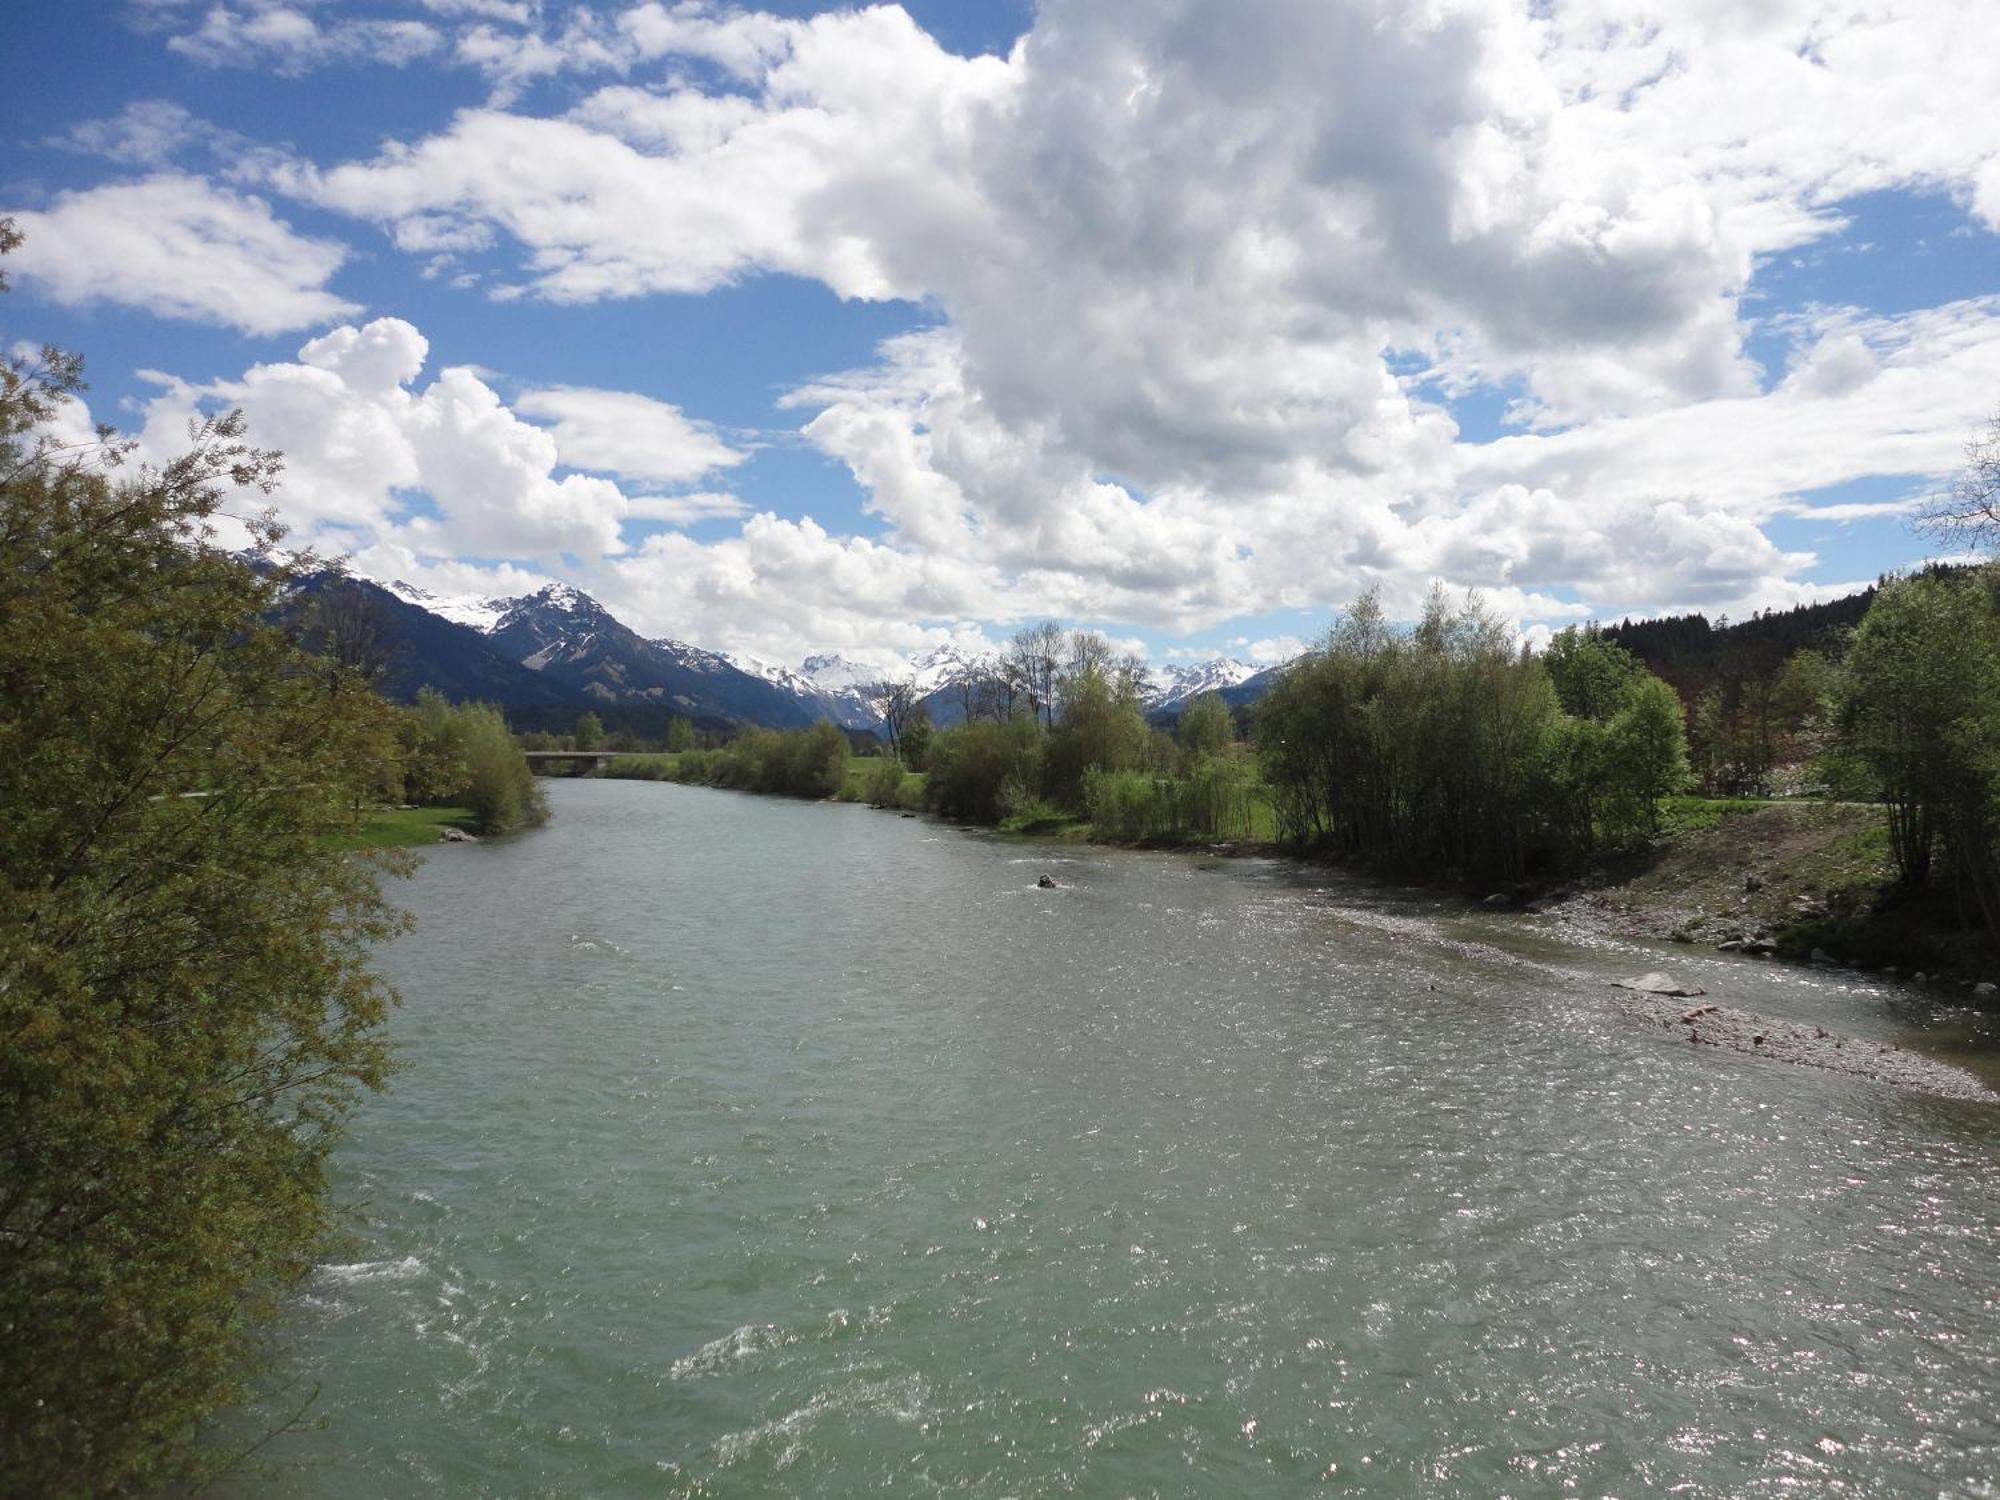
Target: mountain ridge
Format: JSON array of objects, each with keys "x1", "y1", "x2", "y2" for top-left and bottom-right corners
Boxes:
[{"x1": 354, "y1": 572, "x2": 1292, "y2": 731}]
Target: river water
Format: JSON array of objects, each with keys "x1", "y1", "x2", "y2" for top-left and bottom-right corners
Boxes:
[{"x1": 259, "y1": 779, "x2": 2000, "y2": 1496}]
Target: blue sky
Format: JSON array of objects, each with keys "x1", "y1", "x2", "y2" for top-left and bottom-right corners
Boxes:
[{"x1": 5, "y1": 0, "x2": 1997, "y2": 670}]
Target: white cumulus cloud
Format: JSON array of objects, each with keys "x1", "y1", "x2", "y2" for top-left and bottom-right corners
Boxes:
[{"x1": 5, "y1": 174, "x2": 358, "y2": 335}]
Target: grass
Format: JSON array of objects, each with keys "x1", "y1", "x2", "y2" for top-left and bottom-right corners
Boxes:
[
  {"x1": 1655, "y1": 794, "x2": 1781, "y2": 837},
  {"x1": 330, "y1": 805, "x2": 479, "y2": 851}
]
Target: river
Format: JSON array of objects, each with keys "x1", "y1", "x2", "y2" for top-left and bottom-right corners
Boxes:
[{"x1": 255, "y1": 778, "x2": 2000, "y2": 1496}]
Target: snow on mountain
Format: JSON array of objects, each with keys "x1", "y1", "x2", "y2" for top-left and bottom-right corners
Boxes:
[
  {"x1": 384, "y1": 579, "x2": 510, "y2": 633},
  {"x1": 798, "y1": 652, "x2": 881, "y2": 693},
  {"x1": 367, "y1": 575, "x2": 1290, "y2": 728},
  {"x1": 908, "y1": 643, "x2": 1002, "y2": 697},
  {"x1": 1142, "y1": 658, "x2": 1261, "y2": 712},
  {"x1": 727, "y1": 651, "x2": 883, "y2": 728}
]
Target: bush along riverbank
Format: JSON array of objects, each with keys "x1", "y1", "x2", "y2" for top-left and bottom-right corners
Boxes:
[{"x1": 590, "y1": 574, "x2": 2000, "y2": 994}]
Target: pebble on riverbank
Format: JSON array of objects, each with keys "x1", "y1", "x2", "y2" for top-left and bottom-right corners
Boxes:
[{"x1": 1607, "y1": 987, "x2": 1995, "y2": 1104}]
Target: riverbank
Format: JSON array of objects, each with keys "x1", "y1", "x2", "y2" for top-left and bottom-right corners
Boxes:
[
  {"x1": 330, "y1": 805, "x2": 480, "y2": 850},
  {"x1": 1602, "y1": 982, "x2": 1994, "y2": 1104},
  {"x1": 1545, "y1": 799, "x2": 2000, "y2": 985},
  {"x1": 595, "y1": 759, "x2": 1982, "y2": 975}
]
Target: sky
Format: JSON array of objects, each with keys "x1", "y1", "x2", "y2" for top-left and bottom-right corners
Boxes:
[{"x1": 5, "y1": 0, "x2": 1998, "y2": 672}]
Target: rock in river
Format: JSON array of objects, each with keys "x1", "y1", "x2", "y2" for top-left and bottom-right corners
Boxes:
[{"x1": 1612, "y1": 972, "x2": 1707, "y2": 999}]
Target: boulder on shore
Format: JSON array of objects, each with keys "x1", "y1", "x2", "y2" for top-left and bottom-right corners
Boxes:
[
  {"x1": 1612, "y1": 972, "x2": 1706, "y2": 998},
  {"x1": 438, "y1": 826, "x2": 480, "y2": 843}
]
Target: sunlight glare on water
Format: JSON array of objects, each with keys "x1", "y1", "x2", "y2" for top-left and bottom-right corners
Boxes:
[{"x1": 248, "y1": 779, "x2": 2000, "y2": 1497}]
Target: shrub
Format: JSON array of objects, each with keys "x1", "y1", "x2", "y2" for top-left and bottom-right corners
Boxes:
[
  {"x1": 406, "y1": 690, "x2": 547, "y2": 834},
  {"x1": 866, "y1": 756, "x2": 908, "y2": 808},
  {"x1": 926, "y1": 714, "x2": 1045, "y2": 822}
]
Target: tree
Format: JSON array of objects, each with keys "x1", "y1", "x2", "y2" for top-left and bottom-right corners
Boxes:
[
  {"x1": 1542, "y1": 627, "x2": 1641, "y2": 721},
  {"x1": 1833, "y1": 569, "x2": 2000, "y2": 922},
  {"x1": 1606, "y1": 673, "x2": 1692, "y2": 833},
  {"x1": 572, "y1": 709, "x2": 605, "y2": 751},
  {"x1": 1, "y1": 229, "x2": 405, "y2": 1493},
  {"x1": 1917, "y1": 407, "x2": 2000, "y2": 550},
  {"x1": 302, "y1": 576, "x2": 398, "y2": 687},
  {"x1": 900, "y1": 709, "x2": 934, "y2": 770},
  {"x1": 1008, "y1": 620, "x2": 1065, "y2": 729},
  {"x1": 862, "y1": 676, "x2": 920, "y2": 760},
  {"x1": 1175, "y1": 692, "x2": 1234, "y2": 763},
  {"x1": 408, "y1": 691, "x2": 548, "y2": 834}
]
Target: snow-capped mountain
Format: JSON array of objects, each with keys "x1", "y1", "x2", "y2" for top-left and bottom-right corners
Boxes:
[
  {"x1": 382, "y1": 579, "x2": 510, "y2": 634},
  {"x1": 729, "y1": 652, "x2": 882, "y2": 729},
  {"x1": 908, "y1": 642, "x2": 1003, "y2": 697},
  {"x1": 364, "y1": 573, "x2": 1295, "y2": 730},
  {"x1": 404, "y1": 581, "x2": 814, "y2": 726},
  {"x1": 1141, "y1": 658, "x2": 1262, "y2": 713}
]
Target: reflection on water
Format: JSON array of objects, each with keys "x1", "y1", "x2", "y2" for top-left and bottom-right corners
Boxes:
[{"x1": 247, "y1": 779, "x2": 2000, "y2": 1497}]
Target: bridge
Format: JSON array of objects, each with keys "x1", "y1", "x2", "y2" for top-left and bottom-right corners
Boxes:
[{"x1": 523, "y1": 749, "x2": 622, "y2": 775}]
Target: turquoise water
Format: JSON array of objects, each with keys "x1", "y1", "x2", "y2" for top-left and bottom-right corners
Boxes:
[{"x1": 253, "y1": 779, "x2": 2000, "y2": 1496}]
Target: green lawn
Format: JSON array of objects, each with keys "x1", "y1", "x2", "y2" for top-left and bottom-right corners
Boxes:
[
  {"x1": 1655, "y1": 794, "x2": 1782, "y2": 837},
  {"x1": 330, "y1": 805, "x2": 480, "y2": 851}
]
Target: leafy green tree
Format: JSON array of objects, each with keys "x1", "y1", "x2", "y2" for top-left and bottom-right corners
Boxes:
[
  {"x1": 1043, "y1": 659, "x2": 1149, "y2": 807},
  {"x1": 1175, "y1": 692, "x2": 1234, "y2": 764},
  {"x1": 1256, "y1": 587, "x2": 1564, "y2": 880},
  {"x1": 1, "y1": 230, "x2": 404, "y2": 1494},
  {"x1": 665, "y1": 715, "x2": 696, "y2": 752},
  {"x1": 1543, "y1": 627, "x2": 1642, "y2": 721},
  {"x1": 1605, "y1": 673, "x2": 1692, "y2": 833},
  {"x1": 1833, "y1": 569, "x2": 2000, "y2": 920},
  {"x1": 900, "y1": 710, "x2": 933, "y2": 770},
  {"x1": 865, "y1": 755, "x2": 908, "y2": 808},
  {"x1": 572, "y1": 710, "x2": 605, "y2": 751},
  {"x1": 924, "y1": 712, "x2": 1046, "y2": 822},
  {"x1": 407, "y1": 690, "x2": 547, "y2": 833}
]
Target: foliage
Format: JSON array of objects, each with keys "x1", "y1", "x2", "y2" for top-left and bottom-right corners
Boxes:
[
  {"x1": 865, "y1": 755, "x2": 908, "y2": 808},
  {"x1": 1830, "y1": 568, "x2": 2000, "y2": 927},
  {"x1": 1084, "y1": 752, "x2": 1256, "y2": 842},
  {"x1": 1542, "y1": 627, "x2": 1642, "y2": 721},
  {"x1": 1174, "y1": 692, "x2": 1234, "y2": 765},
  {"x1": 1256, "y1": 587, "x2": 1690, "y2": 881},
  {"x1": 655, "y1": 721, "x2": 851, "y2": 799},
  {"x1": 923, "y1": 713, "x2": 1046, "y2": 823},
  {"x1": 0, "y1": 234, "x2": 403, "y2": 1493},
  {"x1": 1042, "y1": 660, "x2": 1150, "y2": 806},
  {"x1": 572, "y1": 710, "x2": 605, "y2": 751},
  {"x1": 899, "y1": 710, "x2": 933, "y2": 771},
  {"x1": 406, "y1": 689, "x2": 548, "y2": 835}
]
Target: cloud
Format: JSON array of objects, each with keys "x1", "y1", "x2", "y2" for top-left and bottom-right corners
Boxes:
[
  {"x1": 53, "y1": 100, "x2": 210, "y2": 165},
  {"x1": 514, "y1": 385, "x2": 744, "y2": 484},
  {"x1": 167, "y1": 4, "x2": 442, "y2": 72},
  {"x1": 4, "y1": 174, "x2": 358, "y2": 334},
  {"x1": 624, "y1": 490, "x2": 750, "y2": 525},
  {"x1": 1237, "y1": 636, "x2": 1309, "y2": 665},
  {"x1": 132, "y1": 316, "x2": 637, "y2": 560},
  {"x1": 99, "y1": 1, "x2": 2000, "y2": 661},
  {"x1": 419, "y1": 0, "x2": 536, "y2": 22}
]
